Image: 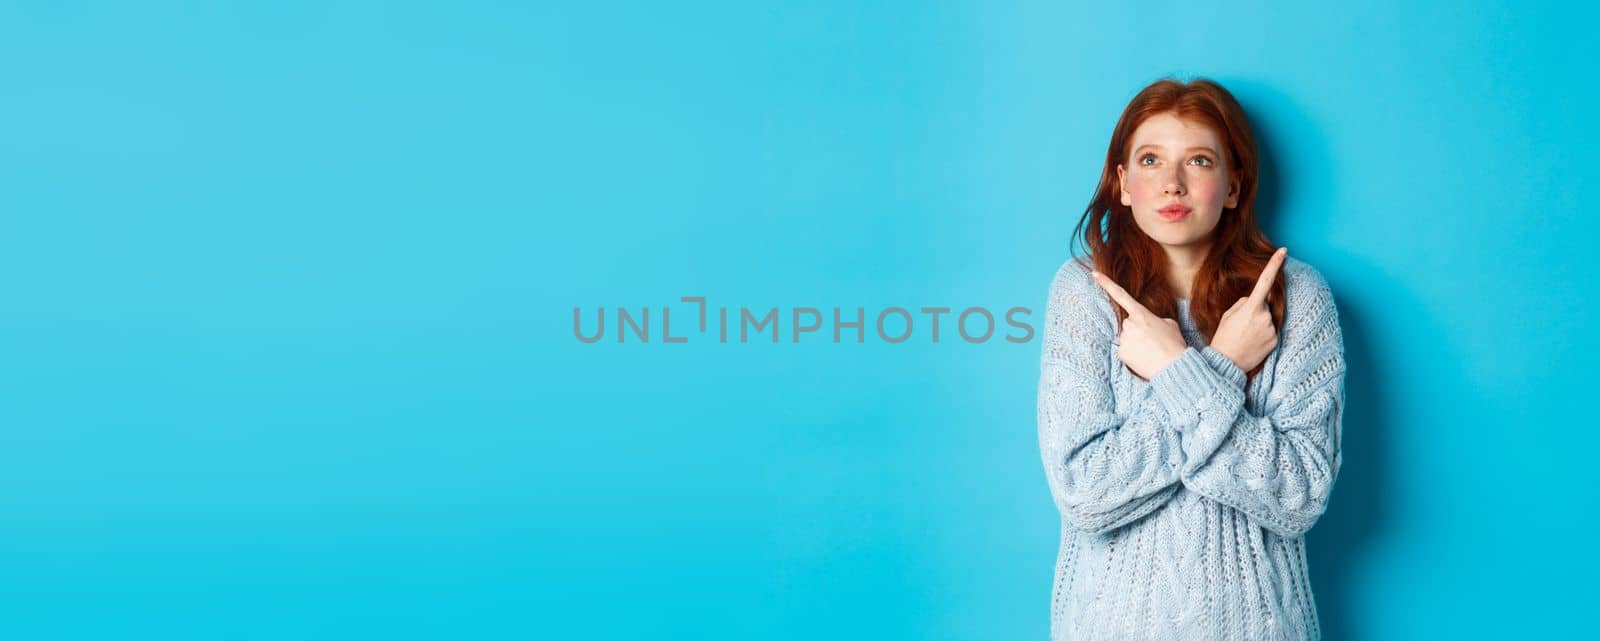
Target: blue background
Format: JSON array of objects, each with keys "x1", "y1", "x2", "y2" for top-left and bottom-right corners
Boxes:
[{"x1": 2, "y1": 1, "x2": 1595, "y2": 639}]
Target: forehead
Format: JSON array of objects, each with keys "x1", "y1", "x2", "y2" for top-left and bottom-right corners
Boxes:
[{"x1": 1128, "y1": 112, "x2": 1223, "y2": 150}]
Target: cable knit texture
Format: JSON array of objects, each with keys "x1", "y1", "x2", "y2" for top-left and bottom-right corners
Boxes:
[{"x1": 1037, "y1": 255, "x2": 1346, "y2": 641}]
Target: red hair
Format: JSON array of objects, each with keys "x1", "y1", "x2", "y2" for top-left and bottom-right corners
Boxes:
[{"x1": 1070, "y1": 77, "x2": 1285, "y2": 381}]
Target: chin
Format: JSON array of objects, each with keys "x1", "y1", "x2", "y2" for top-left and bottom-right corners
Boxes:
[
  {"x1": 1137, "y1": 215, "x2": 1219, "y2": 246},
  {"x1": 1151, "y1": 234, "x2": 1203, "y2": 248},
  {"x1": 1141, "y1": 228, "x2": 1217, "y2": 250}
]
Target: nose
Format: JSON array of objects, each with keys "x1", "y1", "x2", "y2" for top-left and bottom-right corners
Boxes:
[{"x1": 1163, "y1": 169, "x2": 1186, "y2": 196}]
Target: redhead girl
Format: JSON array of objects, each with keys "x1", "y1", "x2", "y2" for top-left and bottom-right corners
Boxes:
[{"x1": 1037, "y1": 77, "x2": 1346, "y2": 641}]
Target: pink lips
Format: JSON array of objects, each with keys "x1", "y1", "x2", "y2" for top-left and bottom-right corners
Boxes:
[{"x1": 1158, "y1": 204, "x2": 1191, "y2": 221}]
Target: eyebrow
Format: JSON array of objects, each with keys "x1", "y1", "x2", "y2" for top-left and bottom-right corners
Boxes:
[{"x1": 1133, "y1": 144, "x2": 1220, "y2": 155}]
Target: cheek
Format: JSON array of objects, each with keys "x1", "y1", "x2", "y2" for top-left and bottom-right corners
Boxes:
[
  {"x1": 1127, "y1": 173, "x2": 1165, "y2": 201},
  {"x1": 1188, "y1": 174, "x2": 1229, "y2": 201}
]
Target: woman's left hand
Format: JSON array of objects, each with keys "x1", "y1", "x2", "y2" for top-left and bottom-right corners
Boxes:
[
  {"x1": 1210, "y1": 247, "x2": 1287, "y2": 375},
  {"x1": 1090, "y1": 271, "x2": 1189, "y2": 381}
]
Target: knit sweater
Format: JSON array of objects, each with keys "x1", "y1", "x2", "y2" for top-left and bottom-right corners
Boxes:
[{"x1": 1036, "y1": 255, "x2": 1346, "y2": 641}]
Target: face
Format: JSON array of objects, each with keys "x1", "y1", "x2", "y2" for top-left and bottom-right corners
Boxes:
[{"x1": 1116, "y1": 112, "x2": 1240, "y2": 252}]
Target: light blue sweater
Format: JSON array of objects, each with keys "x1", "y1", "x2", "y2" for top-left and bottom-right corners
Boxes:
[{"x1": 1037, "y1": 255, "x2": 1346, "y2": 641}]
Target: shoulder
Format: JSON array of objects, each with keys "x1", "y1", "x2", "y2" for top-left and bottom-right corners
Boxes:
[
  {"x1": 1043, "y1": 255, "x2": 1115, "y2": 336},
  {"x1": 1048, "y1": 255, "x2": 1100, "y2": 300},
  {"x1": 1046, "y1": 255, "x2": 1109, "y2": 313},
  {"x1": 1282, "y1": 255, "x2": 1329, "y2": 292},
  {"x1": 1040, "y1": 256, "x2": 1116, "y2": 361},
  {"x1": 1281, "y1": 255, "x2": 1338, "y2": 319},
  {"x1": 1278, "y1": 256, "x2": 1343, "y2": 353}
]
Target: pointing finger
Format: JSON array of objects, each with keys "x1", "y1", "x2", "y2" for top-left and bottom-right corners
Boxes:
[
  {"x1": 1248, "y1": 248, "x2": 1288, "y2": 307},
  {"x1": 1091, "y1": 271, "x2": 1154, "y2": 319}
]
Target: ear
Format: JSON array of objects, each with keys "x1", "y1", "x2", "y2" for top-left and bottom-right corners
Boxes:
[
  {"x1": 1117, "y1": 164, "x2": 1131, "y2": 207},
  {"x1": 1225, "y1": 172, "x2": 1240, "y2": 209}
]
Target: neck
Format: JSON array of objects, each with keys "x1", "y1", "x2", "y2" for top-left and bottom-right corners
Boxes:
[{"x1": 1162, "y1": 240, "x2": 1211, "y2": 299}]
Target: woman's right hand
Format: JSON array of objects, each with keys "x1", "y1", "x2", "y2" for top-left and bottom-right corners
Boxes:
[
  {"x1": 1090, "y1": 270, "x2": 1190, "y2": 381},
  {"x1": 1211, "y1": 247, "x2": 1287, "y2": 374}
]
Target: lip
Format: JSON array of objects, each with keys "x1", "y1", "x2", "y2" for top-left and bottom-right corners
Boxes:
[{"x1": 1157, "y1": 204, "x2": 1192, "y2": 221}]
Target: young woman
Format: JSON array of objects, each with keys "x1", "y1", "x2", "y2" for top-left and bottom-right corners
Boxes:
[{"x1": 1037, "y1": 78, "x2": 1347, "y2": 641}]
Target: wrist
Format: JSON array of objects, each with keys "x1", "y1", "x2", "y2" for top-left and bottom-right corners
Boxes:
[
  {"x1": 1162, "y1": 345, "x2": 1188, "y2": 371},
  {"x1": 1208, "y1": 341, "x2": 1241, "y2": 369},
  {"x1": 1149, "y1": 347, "x2": 1220, "y2": 420},
  {"x1": 1200, "y1": 345, "x2": 1247, "y2": 390}
]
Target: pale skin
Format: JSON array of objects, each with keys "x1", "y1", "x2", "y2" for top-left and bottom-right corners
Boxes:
[
  {"x1": 1117, "y1": 112, "x2": 1239, "y2": 297},
  {"x1": 1089, "y1": 111, "x2": 1286, "y2": 379}
]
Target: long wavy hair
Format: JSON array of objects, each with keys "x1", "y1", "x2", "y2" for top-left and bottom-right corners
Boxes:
[{"x1": 1071, "y1": 77, "x2": 1285, "y2": 381}]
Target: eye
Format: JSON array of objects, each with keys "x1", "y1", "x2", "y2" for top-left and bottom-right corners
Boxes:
[
  {"x1": 1139, "y1": 153, "x2": 1157, "y2": 166},
  {"x1": 1190, "y1": 155, "x2": 1213, "y2": 167}
]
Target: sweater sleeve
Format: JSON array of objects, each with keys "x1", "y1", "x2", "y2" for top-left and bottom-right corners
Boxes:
[
  {"x1": 1147, "y1": 268, "x2": 1346, "y2": 538},
  {"x1": 1037, "y1": 262, "x2": 1185, "y2": 534}
]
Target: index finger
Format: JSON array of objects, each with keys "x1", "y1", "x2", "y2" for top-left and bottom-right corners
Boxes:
[
  {"x1": 1248, "y1": 247, "x2": 1288, "y2": 306},
  {"x1": 1091, "y1": 271, "x2": 1154, "y2": 319}
]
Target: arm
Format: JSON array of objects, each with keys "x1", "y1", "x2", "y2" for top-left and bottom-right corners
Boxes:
[
  {"x1": 1037, "y1": 263, "x2": 1187, "y2": 534},
  {"x1": 1147, "y1": 275, "x2": 1346, "y2": 538}
]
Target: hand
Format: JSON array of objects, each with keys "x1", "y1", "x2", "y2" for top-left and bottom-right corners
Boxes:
[
  {"x1": 1090, "y1": 270, "x2": 1190, "y2": 381},
  {"x1": 1210, "y1": 247, "x2": 1287, "y2": 375}
]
